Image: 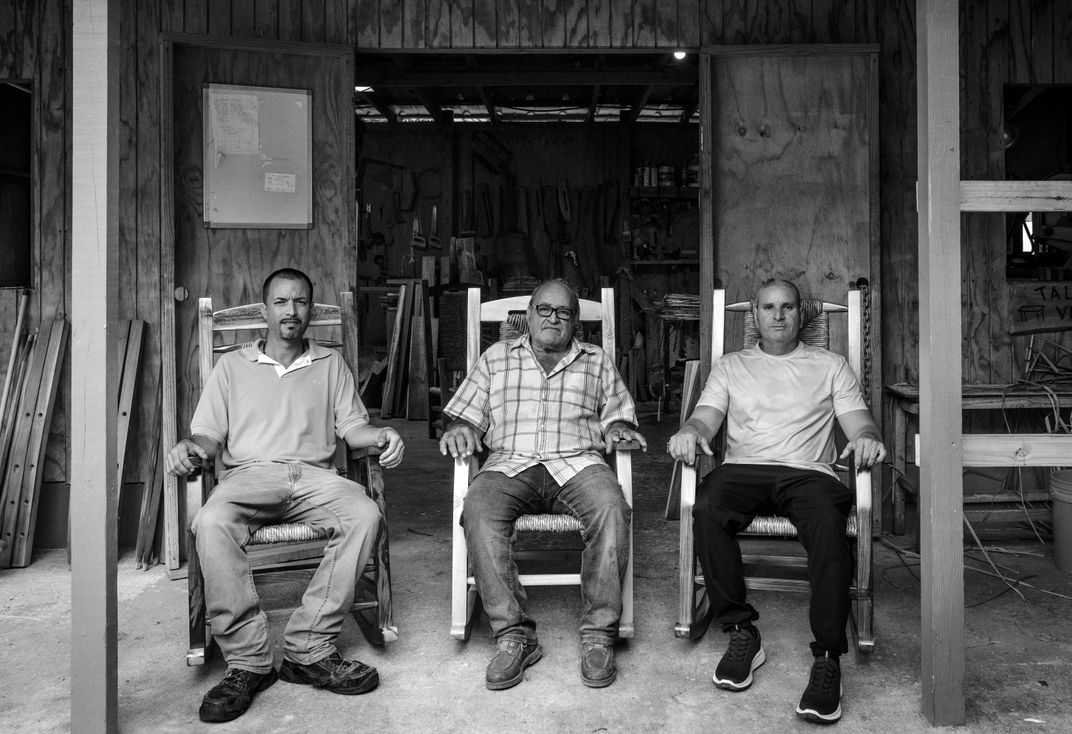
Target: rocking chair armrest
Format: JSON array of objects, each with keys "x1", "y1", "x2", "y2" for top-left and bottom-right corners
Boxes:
[
  {"x1": 349, "y1": 445, "x2": 384, "y2": 462},
  {"x1": 610, "y1": 439, "x2": 641, "y2": 453},
  {"x1": 852, "y1": 455, "x2": 874, "y2": 514}
]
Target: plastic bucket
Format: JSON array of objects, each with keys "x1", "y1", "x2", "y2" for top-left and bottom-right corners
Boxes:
[{"x1": 1051, "y1": 470, "x2": 1072, "y2": 574}]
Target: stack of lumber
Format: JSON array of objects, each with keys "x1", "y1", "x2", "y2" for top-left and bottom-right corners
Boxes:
[
  {"x1": 134, "y1": 380, "x2": 163, "y2": 569},
  {"x1": 0, "y1": 318, "x2": 68, "y2": 567},
  {"x1": 380, "y1": 258, "x2": 439, "y2": 421}
]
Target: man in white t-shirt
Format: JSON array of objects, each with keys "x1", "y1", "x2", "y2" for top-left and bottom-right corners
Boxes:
[{"x1": 667, "y1": 279, "x2": 885, "y2": 726}]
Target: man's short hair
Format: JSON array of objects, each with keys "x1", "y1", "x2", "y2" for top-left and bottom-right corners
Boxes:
[
  {"x1": 262, "y1": 268, "x2": 314, "y2": 304},
  {"x1": 530, "y1": 278, "x2": 581, "y2": 317},
  {"x1": 756, "y1": 278, "x2": 801, "y2": 306}
]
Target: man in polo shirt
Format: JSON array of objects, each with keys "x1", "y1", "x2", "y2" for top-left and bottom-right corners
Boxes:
[
  {"x1": 165, "y1": 268, "x2": 405, "y2": 724},
  {"x1": 439, "y1": 278, "x2": 646, "y2": 691}
]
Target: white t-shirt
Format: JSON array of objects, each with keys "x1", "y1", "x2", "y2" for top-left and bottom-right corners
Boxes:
[{"x1": 694, "y1": 342, "x2": 868, "y2": 477}]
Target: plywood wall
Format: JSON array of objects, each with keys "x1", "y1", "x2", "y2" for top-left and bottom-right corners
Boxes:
[{"x1": 2, "y1": 0, "x2": 1071, "y2": 548}]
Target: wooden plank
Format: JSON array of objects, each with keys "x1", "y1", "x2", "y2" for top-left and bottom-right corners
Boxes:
[
  {"x1": 301, "y1": 1, "x2": 325, "y2": 42},
  {"x1": 564, "y1": 0, "x2": 587, "y2": 47},
  {"x1": 678, "y1": 0, "x2": 700, "y2": 47},
  {"x1": 159, "y1": 38, "x2": 181, "y2": 571},
  {"x1": 664, "y1": 359, "x2": 700, "y2": 520},
  {"x1": 277, "y1": 0, "x2": 302, "y2": 42},
  {"x1": 116, "y1": 320, "x2": 144, "y2": 490},
  {"x1": 406, "y1": 280, "x2": 432, "y2": 420},
  {"x1": 253, "y1": 0, "x2": 279, "y2": 39},
  {"x1": 542, "y1": 0, "x2": 565, "y2": 47},
  {"x1": 355, "y1": 0, "x2": 380, "y2": 47},
  {"x1": 496, "y1": 0, "x2": 519, "y2": 47},
  {"x1": 11, "y1": 320, "x2": 68, "y2": 567},
  {"x1": 916, "y1": 0, "x2": 965, "y2": 724},
  {"x1": 632, "y1": 0, "x2": 655, "y2": 47},
  {"x1": 962, "y1": 434, "x2": 1072, "y2": 468},
  {"x1": 135, "y1": 381, "x2": 163, "y2": 569},
  {"x1": 404, "y1": 0, "x2": 428, "y2": 48},
  {"x1": 655, "y1": 0, "x2": 676, "y2": 47},
  {"x1": 960, "y1": 180, "x2": 1072, "y2": 212},
  {"x1": 428, "y1": 0, "x2": 451, "y2": 47},
  {"x1": 71, "y1": 1, "x2": 120, "y2": 727},
  {"x1": 0, "y1": 328, "x2": 47, "y2": 566},
  {"x1": 452, "y1": 0, "x2": 474, "y2": 47},
  {"x1": 609, "y1": 0, "x2": 632, "y2": 46},
  {"x1": 380, "y1": 282, "x2": 411, "y2": 418},
  {"x1": 0, "y1": 290, "x2": 30, "y2": 438},
  {"x1": 381, "y1": 0, "x2": 404, "y2": 47},
  {"x1": 700, "y1": 0, "x2": 723, "y2": 45},
  {"x1": 0, "y1": 332, "x2": 33, "y2": 488}
]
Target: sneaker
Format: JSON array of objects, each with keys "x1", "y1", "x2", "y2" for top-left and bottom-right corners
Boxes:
[
  {"x1": 198, "y1": 667, "x2": 277, "y2": 723},
  {"x1": 579, "y1": 641, "x2": 617, "y2": 688},
  {"x1": 796, "y1": 653, "x2": 843, "y2": 724},
  {"x1": 485, "y1": 636, "x2": 542, "y2": 690},
  {"x1": 712, "y1": 624, "x2": 766, "y2": 691},
  {"x1": 279, "y1": 651, "x2": 379, "y2": 695}
]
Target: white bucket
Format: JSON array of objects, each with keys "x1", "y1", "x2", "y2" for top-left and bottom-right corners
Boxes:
[{"x1": 1051, "y1": 469, "x2": 1072, "y2": 574}]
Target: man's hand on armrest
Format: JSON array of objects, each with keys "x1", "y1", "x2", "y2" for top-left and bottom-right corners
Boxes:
[
  {"x1": 836, "y1": 408, "x2": 887, "y2": 469},
  {"x1": 439, "y1": 419, "x2": 484, "y2": 459},
  {"x1": 164, "y1": 435, "x2": 217, "y2": 477},
  {"x1": 604, "y1": 421, "x2": 647, "y2": 454},
  {"x1": 345, "y1": 425, "x2": 405, "y2": 469},
  {"x1": 667, "y1": 406, "x2": 724, "y2": 466}
]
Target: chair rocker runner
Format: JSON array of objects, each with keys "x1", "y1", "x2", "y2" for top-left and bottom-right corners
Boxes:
[
  {"x1": 450, "y1": 286, "x2": 637, "y2": 640},
  {"x1": 185, "y1": 292, "x2": 396, "y2": 666},
  {"x1": 675, "y1": 288, "x2": 875, "y2": 653}
]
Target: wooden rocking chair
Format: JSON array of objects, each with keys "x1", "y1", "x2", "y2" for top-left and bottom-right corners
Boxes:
[{"x1": 184, "y1": 292, "x2": 396, "y2": 666}]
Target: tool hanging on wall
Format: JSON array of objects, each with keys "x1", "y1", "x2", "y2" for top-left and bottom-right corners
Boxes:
[{"x1": 429, "y1": 205, "x2": 441, "y2": 249}]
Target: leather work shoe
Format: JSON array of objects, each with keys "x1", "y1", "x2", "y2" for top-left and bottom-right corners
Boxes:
[
  {"x1": 579, "y1": 641, "x2": 617, "y2": 688},
  {"x1": 279, "y1": 651, "x2": 379, "y2": 695},
  {"x1": 485, "y1": 637, "x2": 542, "y2": 690},
  {"x1": 198, "y1": 667, "x2": 277, "y2": 723}
]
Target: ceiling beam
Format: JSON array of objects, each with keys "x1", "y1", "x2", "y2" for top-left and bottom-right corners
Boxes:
[
  {"x1": 415, "y1": 87, "x2": 445, "y2": 123},
  {"x1": 359, "y1": 70, "x2": 696, "y2": 88},
  {"x1": 627, "y1": 85, "x2": 654, "y2": 124},
  {"x1": 356, "y1": 91, "x2": 396, "y2": 124},
  {"x1": 475, "y1": 85, "x2": 499, "y2": 124},
  {"x1": 586, "y1": 84, "x2": 601, "y2": 123}
]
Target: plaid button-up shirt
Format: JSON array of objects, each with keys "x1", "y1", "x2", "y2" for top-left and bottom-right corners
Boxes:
[{"x1": 444, "y1": 334, "x2": 637, "y2": 485}]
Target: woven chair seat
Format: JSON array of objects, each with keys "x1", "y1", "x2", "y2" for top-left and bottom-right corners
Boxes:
[
  {"x1": 743, "y1": 514, "x2": 858, "y2": 538},
  {"x1": 249, "y1": 522, "x2": 330, "y2": 545},
  {"x1": 514, "y1": 514, "x2": 584, "y2": 533}
]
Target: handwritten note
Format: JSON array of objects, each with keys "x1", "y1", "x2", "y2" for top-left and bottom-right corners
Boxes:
[{"x1": 1010, "y1": 281, "x2": 1072, "y2": 334}]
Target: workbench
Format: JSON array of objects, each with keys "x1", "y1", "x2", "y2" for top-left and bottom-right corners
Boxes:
[{"x1": 886, "y1": 382, "x2": 1072, "y2": 534}]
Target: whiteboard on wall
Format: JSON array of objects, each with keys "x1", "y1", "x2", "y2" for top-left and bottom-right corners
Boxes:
[{"x1": 202, "y1": 83, "x2": 313, "y2": 229}]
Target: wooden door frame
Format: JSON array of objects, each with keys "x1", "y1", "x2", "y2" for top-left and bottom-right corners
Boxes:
[{"x1": 158, "y1": 34, "x2": 354, "y2": 572}]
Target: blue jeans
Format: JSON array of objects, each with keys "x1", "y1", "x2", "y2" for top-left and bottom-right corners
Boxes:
[
  {"x1": 461, "y1": 463, "x2": 631, "y2": 644},
  {"x1": 191, "y1": 462, "x2": 380, "y2": 673}
]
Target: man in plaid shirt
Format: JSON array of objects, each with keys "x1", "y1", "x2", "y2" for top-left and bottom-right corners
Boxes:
[{"x1": 440, "y1": 279, "x2": 646, "y2": 691}]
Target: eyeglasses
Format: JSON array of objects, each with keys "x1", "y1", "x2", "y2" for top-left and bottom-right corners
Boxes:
[{"x1": 533, "y1": 303, "x2": 575, "y2": 320}]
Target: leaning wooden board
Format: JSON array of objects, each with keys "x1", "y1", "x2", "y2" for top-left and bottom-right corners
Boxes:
[{"x1": 1, "y1": 320, "x2": 67, "y2": 567}]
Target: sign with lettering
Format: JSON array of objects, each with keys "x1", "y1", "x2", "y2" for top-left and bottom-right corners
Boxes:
[{"x1": 1010, "y1": 281, "x2": 1072, "y2": 334}]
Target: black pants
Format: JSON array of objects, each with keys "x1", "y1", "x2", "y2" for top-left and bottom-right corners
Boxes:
[{"x1": 693, "y1": 463, "x2": 853, "y2": 656}]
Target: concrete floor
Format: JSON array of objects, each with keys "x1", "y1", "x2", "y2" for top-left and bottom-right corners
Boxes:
[{"x1": 3, "y1": 413, "x2": 1072, "y2": 733}]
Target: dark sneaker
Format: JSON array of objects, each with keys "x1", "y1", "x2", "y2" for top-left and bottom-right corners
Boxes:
[
  {"x1": 796, "y1": 653, "x2": 843, "y2": 724},
  {"x1": 485, "y1": 637, "x2": 542, "y2": 690},
  {"x1": 279, "y1": 651, "x2": 379, "y2": 695},
  {"x1": 198, "y1": 667, "x2": 277, "y2": 723},
  {"x1": 713, "y1": 624, "x2": 766, "y2": 691},
  {"x1": 580, "y1": 641, "x2": 617, "y2": 688}
]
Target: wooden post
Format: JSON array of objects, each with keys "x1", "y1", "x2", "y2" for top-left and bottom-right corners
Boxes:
[
  {"x1": 70, "y1": 0, "x2": 120, "y2": 731},
  {"x1": 916, "y1": 0, "x2": 965, "y2": 724}
]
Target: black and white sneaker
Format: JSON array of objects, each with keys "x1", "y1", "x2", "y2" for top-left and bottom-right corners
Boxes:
[
  {"x1": 796, "y1": 653, "x2": 843, "y2": 724},
  {"x1": 712, "y1": 624, "x2": 766, "y2": 691}
]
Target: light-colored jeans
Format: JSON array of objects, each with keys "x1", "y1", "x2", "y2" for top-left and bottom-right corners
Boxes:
[
  {"x1": 191, "y1": 462, "x2": 380, "y2": 672},
  {"x1": 461, "y1": 463, "x2": 631, "y2": 645}
]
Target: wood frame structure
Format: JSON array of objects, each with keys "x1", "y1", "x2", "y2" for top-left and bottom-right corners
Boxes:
[
  {"x1": 916, "y1": 0, "x2": 1072, "y2": 725},
  {"x1": 70, "y1": 0, "x2": 120, "y2": 731}
]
